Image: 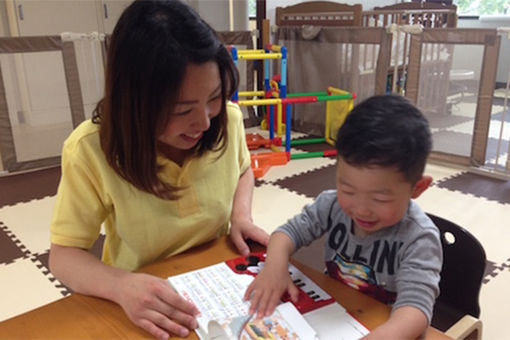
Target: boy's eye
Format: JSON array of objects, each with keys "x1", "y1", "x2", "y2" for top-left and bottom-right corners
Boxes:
[
  {"x1": 341, "y1": 190, "x2": 354, "y2": 195},
  {"x1": 373, "y1": 198, "x2": 392, "y2": 203}
]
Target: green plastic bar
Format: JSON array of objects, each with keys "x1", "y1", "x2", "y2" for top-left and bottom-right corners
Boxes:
[
  {"x1": 317, "y1": 94, "x2": 353, "y2": 102},
  {"x1": 291, "y1": 152, "x2": 325, "y2": 159},
  {"x1": 290, "y1": 138, "x2": 326, "y2": 146},
  {"x1": 287, "y1": 92, "x2": 327, "y2": 98}
]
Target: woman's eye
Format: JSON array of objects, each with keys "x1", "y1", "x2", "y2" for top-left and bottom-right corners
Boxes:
[
  {"x1": 173, "y1": 109, "x2": 192, "y2": 116},
  {"x1": 208, "y1": 94, "x2": 221, "y2": 102}
]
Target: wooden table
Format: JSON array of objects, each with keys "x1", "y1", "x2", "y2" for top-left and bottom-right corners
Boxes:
[{"x1": 0, "y1": 237, "x2": 451, "y2": 339}]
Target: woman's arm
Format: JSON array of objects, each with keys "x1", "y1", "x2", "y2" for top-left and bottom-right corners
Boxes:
[
  {"x1": 49, "y1": 244, "x2": 199, "y2": 340},
  {"x1": 229, "y1": 167, "x2": 269, "y2": 255}
]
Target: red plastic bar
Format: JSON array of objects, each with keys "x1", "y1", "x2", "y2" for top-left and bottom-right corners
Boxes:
[{"x1": 282, "y1": 96, "x2": 318, "y2": 104}]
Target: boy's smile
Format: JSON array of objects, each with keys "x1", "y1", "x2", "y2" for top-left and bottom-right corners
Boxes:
[
  {"x1": 354, "y1": 218, "x2": 378, "y2": 230},
  {"x1": 335, "y1": 157, "x2": 431, "y2": 237}
]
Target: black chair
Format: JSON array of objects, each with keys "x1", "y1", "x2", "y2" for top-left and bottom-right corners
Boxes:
[{"x1": 428, "y1": 213, "x2": 486, "y2": 340}]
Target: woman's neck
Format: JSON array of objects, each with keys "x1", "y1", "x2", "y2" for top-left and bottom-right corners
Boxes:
[{"x1": 157, "y1": 143, "x2": 189, "y2": 167}]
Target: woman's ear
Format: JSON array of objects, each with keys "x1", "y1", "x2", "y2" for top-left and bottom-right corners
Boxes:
[{"x1": 411, "y1": 175, "x2": 433, "y2": 199}]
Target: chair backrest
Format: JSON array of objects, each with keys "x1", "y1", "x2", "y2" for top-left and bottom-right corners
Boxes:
[
  {"x1": 427, "y1": 213, "x2": 486, "y2": 325},
  {"x1": 275, "y1": 1, "x2": 362, "y2": 27}
]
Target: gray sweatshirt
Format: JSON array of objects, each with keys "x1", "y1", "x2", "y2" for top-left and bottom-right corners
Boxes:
[{"x1": 275, "y1": 190, "x2": 442, "y2": 322}]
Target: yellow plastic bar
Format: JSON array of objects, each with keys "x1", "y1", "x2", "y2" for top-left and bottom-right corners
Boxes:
[
  {"x1": 237, "y1": 98, "x2": 281, "y2": 106},
  {"x1": 277, "y1": 103, "x2": 283, "y2": 137},
  {"x1": 270, "y1": 145, "x2": 281, "y2": 153},
  {"x1": 325, "y1": 102, "x2": 333, "y2": 145},
  {"x1": 237, "y1": 49, "x2": 265, "y2": 54},
  {"x1": 238, "y1": 91, "x2": 265, "y2": 97},
  {"x1": 238, "y1": 53, "x2": 282, "y2": 60},
  {"x1": 269, "y1": 45, "x2": 282, "y2": 52}
]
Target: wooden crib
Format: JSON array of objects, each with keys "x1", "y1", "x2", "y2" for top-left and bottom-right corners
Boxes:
[
  {"x1": 274, "y1": 1, "x2": 457, "y2": 96},
  {"x1": 362, "y1": 2, "x2": 458, "y2": 114},
  {"x1": 272, "y1": 1, "x2": 499, "y2": 169},
  {"x1": 272, "y1": 1, "x2": 458, "y2": 132}
]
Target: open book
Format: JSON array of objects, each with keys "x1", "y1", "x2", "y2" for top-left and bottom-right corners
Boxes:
[
  {"x1": 207, "y1": 301, "x2": 317, "y2": 340},
  {"x1": 168, "y1": 254, "x2": 368, "y2": 340}
]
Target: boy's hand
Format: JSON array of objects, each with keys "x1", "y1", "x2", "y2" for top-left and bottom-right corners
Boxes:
[{"x1": 244, "y1": 260, "x2": 299, "y2": 318}]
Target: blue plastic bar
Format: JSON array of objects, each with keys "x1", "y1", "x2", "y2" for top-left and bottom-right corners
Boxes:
[
  {"x1": 231, "y1": 47, "x2": 239, "y2": 102},
  {"x1": 285, "y1": 104, "x2": 292, "y2": 152},
  {"x1": 281, "y1": 46, "x2": 287, "y2": 100}
]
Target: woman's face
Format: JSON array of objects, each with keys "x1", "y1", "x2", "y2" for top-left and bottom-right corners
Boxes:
[{"x1": 158, "y1": 61, "x2": 222, "y2": 161}]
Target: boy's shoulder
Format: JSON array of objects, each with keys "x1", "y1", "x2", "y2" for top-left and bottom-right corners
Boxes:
[
  {"x1": 315, "y1": 190, "x2": 340, "y2": 206},
  {"x1": 400, "y1": 201, "x2": 440, "y2": 237},
  {"x1": 317, "y1": 189, "x2": 337, "y2": 199},
  {"x1": 314, "y1": 190, "x2": 350, "y2": 221}
]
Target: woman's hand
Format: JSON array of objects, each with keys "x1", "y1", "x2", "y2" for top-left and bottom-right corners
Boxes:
[
  {"x1": 49, "y1": 245, "x2": 199, "y2": 340},
  {"x1": 115, "y1": 272, "x2": 200, "y2": 340},
  {"x1": 230, "y1": 218, "x2": 269, "y2": 256}
]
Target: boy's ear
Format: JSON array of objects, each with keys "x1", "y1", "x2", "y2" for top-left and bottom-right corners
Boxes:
[{"x1": 411, "y1": 175, "x2": 433, "y2": 199}]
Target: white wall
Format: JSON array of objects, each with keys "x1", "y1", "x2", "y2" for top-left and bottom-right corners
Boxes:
[
  {"x1": 266, "y1": 0, "x2": 399, "y2": 26},
  {"x1": 457, "y1": 16, "x2": 510, "y2": 84},
  {"x1": 0, "y1": 1, "x2": 8, "y2": 37},
  {"x1": 186, "y1": 0, "x2": 249, "y2": 31},
  {"x1": 0, "y1": 1, "x2": 249, "y2": 37}
]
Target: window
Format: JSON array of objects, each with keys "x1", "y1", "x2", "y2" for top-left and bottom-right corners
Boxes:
[
  {"x1": 249, "y1": 0, "x2": 256, "y2": 19},
  {"x1": 455, "y1": 0, "x2": 510, "y2": 16}
]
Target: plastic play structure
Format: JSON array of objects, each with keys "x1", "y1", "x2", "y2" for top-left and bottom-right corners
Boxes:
[{"x1": 229, "y1": 45, "x2": 355, "y2": 178}]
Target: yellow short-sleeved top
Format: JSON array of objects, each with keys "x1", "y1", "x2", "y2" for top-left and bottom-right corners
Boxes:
[{"x1": 50, "y1": 102, "x2": 250, "y2": 271}]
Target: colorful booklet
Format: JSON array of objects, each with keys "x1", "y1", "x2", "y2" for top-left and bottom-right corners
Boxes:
[
  {"x1": 207, "y1": 301, "x2": 318, "y2": 340},
  {"x1": 168, "y1": 253, "x2": 368, "y2": 340}
]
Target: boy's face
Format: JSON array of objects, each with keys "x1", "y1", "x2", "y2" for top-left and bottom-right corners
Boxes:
[{"x1": 335, "y1": 157, "x2": 431, "y2": 237}]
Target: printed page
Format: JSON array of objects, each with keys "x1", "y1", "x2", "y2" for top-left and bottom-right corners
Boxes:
[
  {"x1": 169, "y1": 259, "x2": 369, "y2": 340},
  {"x1": 168, "y1": 263, "x2": 254, "y2": 340},
  {"x1": 303, "y1": 302, "x2": 369, "y2": 340},
  {"x1": 208, "y1": 302, "x2": 318, "y2": 340}
]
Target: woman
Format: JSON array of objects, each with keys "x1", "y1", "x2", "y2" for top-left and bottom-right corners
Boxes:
[{"x1": 48, "y1": 1, "x2": 268, "y2": 339}]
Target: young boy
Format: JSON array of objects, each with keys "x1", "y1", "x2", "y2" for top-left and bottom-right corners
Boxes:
[{"x1": 245, "y1": 95, "x2": 443, "y2": 339}]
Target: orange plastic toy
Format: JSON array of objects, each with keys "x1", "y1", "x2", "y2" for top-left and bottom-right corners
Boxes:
[
  {"x1": 246, "y1": 133, "x2": 282, "y2": 150},
  {"x1": 251, "y1": 152, "x2": 289, "y2": 178}
]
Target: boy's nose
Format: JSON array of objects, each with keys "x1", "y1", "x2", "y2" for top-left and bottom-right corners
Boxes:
[{"x1": 354, "y1": 202, "x2": 372, "y2": 218}]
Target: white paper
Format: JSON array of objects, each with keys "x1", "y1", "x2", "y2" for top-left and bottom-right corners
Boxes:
[
  {"x1": 168, "y1": 263, "x2": 253, "y2": 339},
  {"x1": 304, "y1": 303, "x2": 369, "y2": 340}
]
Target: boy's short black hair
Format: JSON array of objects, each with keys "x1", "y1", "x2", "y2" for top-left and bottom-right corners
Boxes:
[{"x1": 335, "y1": 95, "x2": 432, "y2": 184}]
